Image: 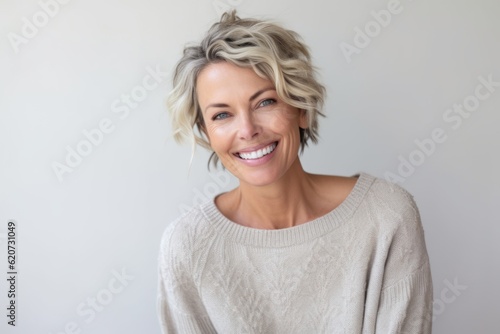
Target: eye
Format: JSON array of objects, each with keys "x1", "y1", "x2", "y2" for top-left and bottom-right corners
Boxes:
[
  {"x1": 212, "y1": 112, "x2": 230, "y2": 120},
  {"x1": 258, "y1": 98, "x2": 276, "y2": 108}
]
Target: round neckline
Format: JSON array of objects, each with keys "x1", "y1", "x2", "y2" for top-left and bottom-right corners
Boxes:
[{"x1": 200, "y1": 172, "x2": 376, "y2": 248}]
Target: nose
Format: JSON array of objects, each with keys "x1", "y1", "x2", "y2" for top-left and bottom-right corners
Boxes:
[{"x1": 237, "y1": 112, "x2": 260, "y2": 140}]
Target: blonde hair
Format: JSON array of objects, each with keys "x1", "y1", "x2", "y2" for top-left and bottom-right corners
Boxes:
[{"x1": 167, "y1": 10, "x2": 326, "y2": 167}]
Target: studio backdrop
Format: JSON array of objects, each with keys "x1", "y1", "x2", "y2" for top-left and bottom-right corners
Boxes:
[{"x1": 1, "y1": 0, "x2": 499, "y2": 333}]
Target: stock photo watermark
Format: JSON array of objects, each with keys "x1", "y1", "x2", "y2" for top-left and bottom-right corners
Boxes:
[
  {"x1": 48, "y1": 268, "x2": 134, "y2": 334},
  {"x1": 385, "y1": 73, "x2": 499, "y2": 183},
  {"x1": 178, "y1": 171, "x2": 232, "y2": 214},
  {"x1": 51, "y1": 64, "x2": 169, "y2": 183},
  {"x1": 339, "y1": 0, "x2": 417, "y2": 64},
  {"x1": 7, "y1": 0, "x2": 73, "y2": 54},
  {"x1": 433, "y1": 277, "x2": 467, "y2": 321},
  {"x1": 5, "y1": 221, "x2": 18, "y2": 327}
]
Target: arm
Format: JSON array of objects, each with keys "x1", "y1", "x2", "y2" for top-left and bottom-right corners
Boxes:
[
  {"x1": 375, "y1": 261, "x2": 433, "y2": 333},
  {"x1": 156, "y1": 220, "x2": 217, "y2": 334},
  {"x1": 375, "y1": 185, "x2": 434, "y2": 333}
]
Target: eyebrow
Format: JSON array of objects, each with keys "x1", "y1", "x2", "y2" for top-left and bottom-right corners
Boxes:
[{"x1": 204, "y1": 87, "x2": 276, "y2": 113}]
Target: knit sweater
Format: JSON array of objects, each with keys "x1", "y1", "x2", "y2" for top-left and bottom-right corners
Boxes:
[{"x1": 157, "y1": 173, "x2": 433, "y2": 333}]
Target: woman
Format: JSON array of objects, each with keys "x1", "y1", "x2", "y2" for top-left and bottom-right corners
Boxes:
[{"x1": 157, "y1": 10, "x2": 433, "y2": 334}]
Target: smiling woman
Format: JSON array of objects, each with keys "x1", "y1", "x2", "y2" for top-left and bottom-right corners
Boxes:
[
  {"x1": 157, "y1": 10, "x2": 433, "y2": 334},
  {"x1": 197, "y1": 62, "x2": 308, "y2": 190}
]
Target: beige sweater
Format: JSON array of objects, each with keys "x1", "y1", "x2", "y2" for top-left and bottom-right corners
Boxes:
[{"x1": 157, "y1": 173, "x2": 433, "y2": 333}]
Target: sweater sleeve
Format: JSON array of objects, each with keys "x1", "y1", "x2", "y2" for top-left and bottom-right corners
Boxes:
[
  {"x1": 373, "y1": 184, "x2": 434, "y2": 334},
  {"x1": 156, "y1": 220, "x2": 217, "y2": 334}
]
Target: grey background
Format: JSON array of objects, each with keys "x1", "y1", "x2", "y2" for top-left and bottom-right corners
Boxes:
[{"x1": 1, "y1": 0, "x2": 499, "y2": 333}]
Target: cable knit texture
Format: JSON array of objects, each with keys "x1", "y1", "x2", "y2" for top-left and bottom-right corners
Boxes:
[{"x1": 157, "y1": 173, "x2": 433, "y2": 333}]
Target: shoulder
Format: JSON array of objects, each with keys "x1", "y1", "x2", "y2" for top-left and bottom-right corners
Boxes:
[
  {"x1": 158, "y1": 205, "x2": 215, "y2": 271},
  {"x1": 159, "y1": 204, "x2": 215, "y2": 248},
  {"x1": 344, "y1": 173, "x2": 428, "y2": 260},
  {"x1": 363, "y1": 178, "x2": 432, "y2": 294},
  {"x1": 313, "y1": 172, "x2": 419, "y2": 218},
  {"x1": 309, "y1": 173, "x2": 360, "y2": 211},
  {"x1": 361, "y1": 175, "x2": 430, "y2": 279},
  {"x1": 310, "y1": 172, "x2": 415, "y2": 213},
  {"x1": 357, "y1": 173, "x2": 421, "y2": 224}
]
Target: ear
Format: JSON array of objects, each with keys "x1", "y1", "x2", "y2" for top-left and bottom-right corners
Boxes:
[{"x1": 298, "y1": 109, "x2": 308, "y2": 129}]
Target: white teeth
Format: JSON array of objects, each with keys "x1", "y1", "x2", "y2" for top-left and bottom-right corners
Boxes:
[{"x1": 239, "y1": 142, "x2": 277, "y2": 160}]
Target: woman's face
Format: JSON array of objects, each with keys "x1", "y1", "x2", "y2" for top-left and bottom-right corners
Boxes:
[{"x1": 196, "y1": 61, "x2": 308, "y2": 187}]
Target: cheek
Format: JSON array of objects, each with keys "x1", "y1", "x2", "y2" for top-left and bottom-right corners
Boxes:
[
  {"x1": 264, "y1": 109, "x2": 301, "y2": 135},
  {"x1": 205, "y1": 123, "x2": 234, "y2": 150}
]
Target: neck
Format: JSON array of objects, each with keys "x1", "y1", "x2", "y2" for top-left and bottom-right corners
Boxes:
[{"x1": 231, "y1": 158, "x2": 321, "y2": 229}]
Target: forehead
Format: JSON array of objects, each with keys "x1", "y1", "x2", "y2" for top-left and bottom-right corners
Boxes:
[
  {"x1": 196, "y1": 62, "x2": 272, "y2": 101},
  {"x1": 199, "y1": 61, "x2": 265, "y2": 81}
]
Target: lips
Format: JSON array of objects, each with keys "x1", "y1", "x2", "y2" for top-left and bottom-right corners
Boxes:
[{"x1": 235, "y1": 142, "x2": 278, "y2": 160}]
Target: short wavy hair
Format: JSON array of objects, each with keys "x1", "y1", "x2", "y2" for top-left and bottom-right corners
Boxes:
[{"x1": 167, "y1": 10, "x2": 326, "y2": 167}]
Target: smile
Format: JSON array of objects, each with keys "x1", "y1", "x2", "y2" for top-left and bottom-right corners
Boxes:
[{"x1": 237, "y1": 142, "x2": 278, "y2": 160}]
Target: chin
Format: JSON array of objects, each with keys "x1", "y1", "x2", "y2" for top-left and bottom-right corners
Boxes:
[{"x1": 236, "y1": 168, "x2": 283, "y2": 187}]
